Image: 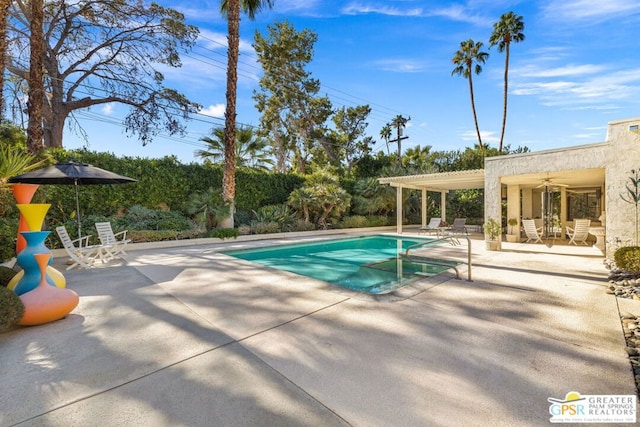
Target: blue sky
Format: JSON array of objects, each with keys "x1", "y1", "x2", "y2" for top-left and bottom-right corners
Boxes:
[{"x1": 64, "y1": 0, "x2": 640, "y2": 164}]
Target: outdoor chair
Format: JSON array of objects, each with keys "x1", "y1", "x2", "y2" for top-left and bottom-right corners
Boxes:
[
  {"x1": 447, "y1": 218, "x2": 468, "y2": 235},
  {"x1": 95, "y1": 222, "x2": 131, "y2": 258},
  {"x1": 418, "y1": 218, "x2": 442, "y2": 236},
  {"x1": 55, "y1": 226, "x2": 105, "y2": 270},
  {"x1": 522, "y1": 219, "x2": 543, "y2": 244},
  {"x1": 567, "y1": 219, "x2": 591, "y2": 245}
]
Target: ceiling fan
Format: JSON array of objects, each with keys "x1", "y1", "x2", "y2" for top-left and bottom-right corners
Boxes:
[{"x1": 536, "y1": 177, "x2": 569, "y2": 189}]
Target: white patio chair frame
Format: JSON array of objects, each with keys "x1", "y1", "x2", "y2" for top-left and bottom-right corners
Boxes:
[
  {"x1": 522, "y1": 219, "x2": 543, "y2": 244},
  {"x1": 567, "y1": 218, "x2": 591, "y2": 245},
  {"x1": 95, "y1": 222, "x2": 131, "y2": 258},
  {"x1": 448, "y1": 218, "x2": 468, "y2": 235},
  {"x1": 55, "y1": 226, "x2": 106, "y2": 270}
]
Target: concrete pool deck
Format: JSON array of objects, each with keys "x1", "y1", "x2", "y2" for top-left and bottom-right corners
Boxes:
[{"x1": 1, "y1": 231, "x2": 638, "y2": 426}]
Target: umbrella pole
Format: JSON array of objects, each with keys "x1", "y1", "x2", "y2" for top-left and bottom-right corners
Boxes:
[{"x1": 75, "y1": 180, "x2": 81, "y2": 238}]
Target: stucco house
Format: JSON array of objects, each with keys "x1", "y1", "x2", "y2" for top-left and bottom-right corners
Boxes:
[{"x1": 379, "y1": 117, "x2": 640, "y2": 258}]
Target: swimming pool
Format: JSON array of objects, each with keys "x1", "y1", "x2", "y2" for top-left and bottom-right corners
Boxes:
[{"x1": 223, "y1": 235, "x2": 460, "y2": 295}]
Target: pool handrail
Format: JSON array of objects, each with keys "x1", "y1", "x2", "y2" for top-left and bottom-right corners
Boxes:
[{"x1": 403, "y1": 234, "x2": 472, "y2": 282}]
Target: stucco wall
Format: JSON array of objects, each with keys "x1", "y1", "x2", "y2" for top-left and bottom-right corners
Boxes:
[
  {"x1": 604, "y1": 118, "x2": 640, "y2": 252},
  {"x1": 485, "y1": 117, "x2": 640, "y2": 257}
]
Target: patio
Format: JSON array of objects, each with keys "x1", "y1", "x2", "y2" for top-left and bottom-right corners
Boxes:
[{"x1": 1, "y1": 232, "x2": 637, "y2": 426}]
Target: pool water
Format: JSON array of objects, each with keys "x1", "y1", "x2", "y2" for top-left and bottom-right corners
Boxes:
[{"x1": 223, "y1": 235, "x2": 459, "y2": 295}]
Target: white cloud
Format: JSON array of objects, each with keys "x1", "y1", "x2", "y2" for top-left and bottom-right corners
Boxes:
[
  {"x1": 427, "y1": 4, "x2": 491, "y2": 26},
  {"x1": 460, "y1": 129, "x2": 499, "y2": 143},
  {"x1": 342, "y1": 2, "x2": 423, "y2": 17},
  {"x1": 101, "y1": 103, "x2": 115, "y2": 115},
  {"x1": 515, "y1": 64, "x2": 606, "y2": 78},
  {"x1": 200, "y1": 104, "x2": 226, "y2": 118},
  {"x1": 373, "y1": 58, "x2": 427, "y2": 73},
  {"x1": 542, "y1": 0, "x2": 640, "y2": 21}
]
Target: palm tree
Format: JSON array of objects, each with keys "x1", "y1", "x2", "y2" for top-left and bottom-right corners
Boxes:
[
  {"x1": 219, "y1": 0, "x2": 274, "y2": 228},
  {"x1": 452, "y1": 39, "x2": 489, "y2": 151},
  {"x1": 27, "y1": 0, "x2": 44, "y2": 153},
  {"x1": 489, "y1": 11, "x2": 525, "y2": 153},
  {"x1": 0, "y1": 0, "x2": 10, "y2": 120},
  {"x1": 196, "y1": 126, "x2": 274, "y2": 170},
  {"x1": 380, "y1": 124, "x2": 392, "y2": 155},
  {"x1": 389, "y1": 115, "x2": 410, "y2": 163}
]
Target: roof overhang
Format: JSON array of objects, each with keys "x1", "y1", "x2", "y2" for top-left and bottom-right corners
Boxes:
[{"x1": 378, "y1": 169, "x2": 485, "y2": 191}]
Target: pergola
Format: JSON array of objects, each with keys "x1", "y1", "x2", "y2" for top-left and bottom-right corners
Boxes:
[{"x1": 378, "y1": 169, "x2": 485, "y2": 234}]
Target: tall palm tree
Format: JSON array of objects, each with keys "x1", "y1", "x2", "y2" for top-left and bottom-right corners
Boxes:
[
  {"x1": 452, "y1": 39, "x2": 489, "y2": 151},
  {"x1": 389, "y1": 115, "x2": 409, "y2": 163},
  {"x1": 489, "y1": 11, "x2": 525, "y2": 153},
  {"x1": 220, "y1": 0, "x2": 274, "y2": 228},
  {"x1": 27, "y1": 0, "x2": 44, "y2": 153},
  {"x1": 380, "y1": 124, "x2": 392, "y2": 155},
  {"x1": 0, "y1": 0, "x2": 10, "y2": 120}
]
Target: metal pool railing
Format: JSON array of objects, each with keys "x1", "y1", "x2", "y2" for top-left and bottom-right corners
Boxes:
[{"x1": 403, "y1": 234, "x2": 472, "y2": 282}]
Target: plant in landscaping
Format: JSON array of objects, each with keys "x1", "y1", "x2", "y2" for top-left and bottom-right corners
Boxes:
[
  {"x1": 0, "y1": 287, "x2": 24, "y2": 330},
  {"x1": 507, "y1": 218, "x2": 518, "y2": 234},
  {"x1": 614, "y1": 246, "x2": 640, "y2": 272},
  {"x1": 483, "y1": 217, "x2": 502, "y2": 241},
  {"x1": 0, "y1": 266, "x2": 18, "y2": 287}
]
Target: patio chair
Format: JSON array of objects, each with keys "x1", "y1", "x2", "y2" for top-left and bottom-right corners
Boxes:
[
  {"x1": 566, "y1": 219, "x2": 591, "y2": 245},
  {"x1": 522, "y1": 219, "x2": 543, "y2": 244},
  {"x1": 418, "y1": 217, "x2": 442, "y2": 235},
  {"x1": 95, "y1": 222, "x2": 131, "y2": 258},
  {"x1": 55, "y1": 226, "x2": 103, "y2": 270},
  {"x1": 447, "y1": 218, "x2": 468, "y2": 235}
]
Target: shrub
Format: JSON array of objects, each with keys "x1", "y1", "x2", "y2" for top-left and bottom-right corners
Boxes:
[
  {"x1": 126, "y1": 229, "x2": 203, "y2": 242},
  {"x1": 0, "y1": 287, "x2": 24, "y2": 330},
  {"x1": 0, "y1": 266, "x2": 18, "y2": 287},
  {"x1": 337, "y1": 215, "x2": 369, "y2": 229},
  {"x1": 238, "y1": 225, "x2": 252, "y2": 235},
  {"x1": 204, "y1": 228, "x2": 239, "y2": 240},
  {"x1": 293, "y1": 219, "x2": 315, "y2": 232},
  {"x1": 366, "y1": 215, "x2": 391, "y2": 227},
  {"x1": 614, "y1": 246, "x2": 640, "y2": 272},
  {"x1": 252, "y1": 221, "x2": 281, "y2": 234},
  {"x1": 253, "y1": 204, "x2": 296, "y2": 232},
  {"x1": 0, "y1": 217, "x2": 18, "y2": 262}
]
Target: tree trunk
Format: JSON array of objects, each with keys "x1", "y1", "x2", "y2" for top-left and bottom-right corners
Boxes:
[
  {"x1": 499, "y1": 44, "x2": 510, "y2": 153},
  {"x1": 0, "y1": 0, "x2": 10, "y2": 120},
  {"x1": 221, "y1": 0, "x2": 240, "y2": 228},
  {"x1": 27, "y1": 0, "x2": 45, "y2": 153},
  {"x1": 468, "y1": 73, "x2": 483, "y2": 150}
]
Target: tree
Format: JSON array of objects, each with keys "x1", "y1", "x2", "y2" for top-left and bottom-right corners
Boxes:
[
  {"x1": 388, "y1": 115, "x2": 410, "y2": 163},
  {"x1": 26, "y1": 0, "x2": 44, "y2": 153},
  {"x1": 196, "y1": 126, "x2": 273, "y2": 170},
  {"x1": 0, "y1": 0, "x2": 10, "y2": 120},
  {"x1": 380, "y1": 124, "x2": 391, "y2": 155},
  {"x1": 288, "y1": 168, "x2": 350, "y2": 228},
  {"x1": 489, "y1": 11, "x2": 525, "y2": 153},
  {"x1": 402, "y1": 144, "x2": 437, "y2": 172},
  {"x1": 329, "y1": 105, "x2": 373, "y2": 175},
  {"x1": 6, "y1": 0, "x2": 200, "y2": 148},
  {"x1": 253, "y1": 21, "x2": 332, "y2": 174},
  {"x1": 452, "y1": 39, "x2": 489, "y2": 151},
  {"x1": 220, "y1": 0, "x2": 274, "y2": 228}
]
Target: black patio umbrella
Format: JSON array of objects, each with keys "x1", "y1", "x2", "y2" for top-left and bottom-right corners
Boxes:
[{"x1": 8, "y1": 159, "x2": 137, "y2": 238}]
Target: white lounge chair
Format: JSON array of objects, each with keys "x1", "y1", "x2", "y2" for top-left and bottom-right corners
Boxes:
[
  {"x1": 567, "y1": 219, "x2": 591, "y2": 245},
  {"x1": 95, "y1": 222, "x2": 131, "y2": 258},
  {"x1": 55, "y1": 226, "x2": 104, "y2": 270},
  {"x1": 522, "y1": 219, "x2": 543, "y2": 244},
  {"x1": 418, "y1": 218, "x2": 442, "y2": 235}
]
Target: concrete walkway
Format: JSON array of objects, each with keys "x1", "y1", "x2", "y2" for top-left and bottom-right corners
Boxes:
[{"x1": 1, "y1": 232, "x2": 637, "y2": 426}]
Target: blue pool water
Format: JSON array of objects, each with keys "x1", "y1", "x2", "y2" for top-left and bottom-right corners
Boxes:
[{"x1": 223, "y1": 235, "x2": 459, "y2": 295}]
